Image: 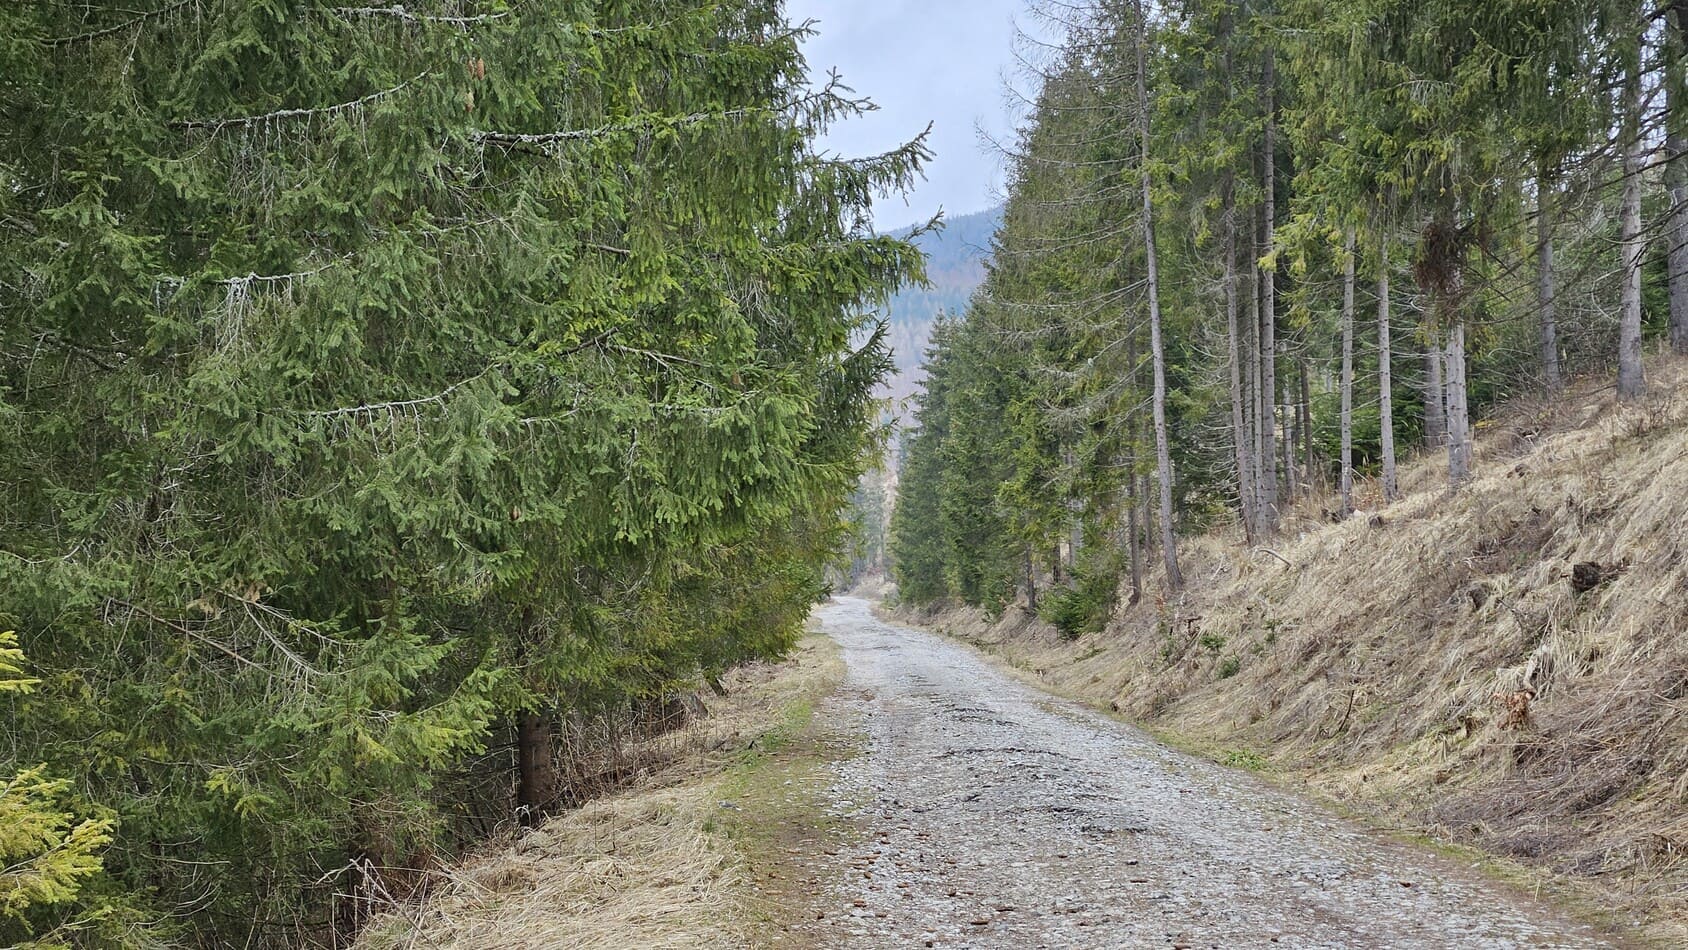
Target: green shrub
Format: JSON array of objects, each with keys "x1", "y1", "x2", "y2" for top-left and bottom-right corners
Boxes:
[{"x1": 1037, "y1": 554, "x2": 1122, "y2": 640}]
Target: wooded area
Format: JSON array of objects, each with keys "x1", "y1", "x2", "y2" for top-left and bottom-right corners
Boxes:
[
  {"x1": 0, "y1": 3, "x2": 923, "y2": 946},
  {"x1": 892, "y1": 0, "x2": 1688, "y2": 631}
]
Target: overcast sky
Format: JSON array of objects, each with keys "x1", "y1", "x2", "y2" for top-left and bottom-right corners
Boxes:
[{"x1": 786, "y1": 0, "x2": 1032, "y2": 231}]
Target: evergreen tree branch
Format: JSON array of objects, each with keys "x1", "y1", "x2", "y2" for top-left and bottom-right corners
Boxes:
[
  {"x1": 330, "y1": 5, "x2": 510, "y2": 26},
  {"x1": 39, "y1": 0, "x2": 192, "y2": 47},
  {"x1": 169, "y1": 73, "x2": 430, "y2": 133}
]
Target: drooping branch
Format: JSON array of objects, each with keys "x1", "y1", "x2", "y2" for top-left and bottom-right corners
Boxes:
[
  {"x1": 40, "y1": 0, "x2": 194, "y2": 47},
  {"x1": 470, "y1": 107, "x2": 766, "y2": 151},
  {"x1": 471, "y1": 82, "x2": 852, "y2": 154},
  {"x1": 330, "y1": 5, "x2": 510, "y2": 27},
  {"x1": 169, "y1": 72, "x2": 429, "y2": 134}
]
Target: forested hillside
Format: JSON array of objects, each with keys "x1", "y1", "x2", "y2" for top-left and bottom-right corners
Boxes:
[
  {"x1": 893, "y1": 0, "x2": 1688, "y2": 619},
  {"x1": 886, "y1": 0, "x2": 1688, "y2": 932},
  {"x1": 879, "y1": 205, "x2": 1003, "y2": 401},
  {"x1": 0, "y1": 3, "x2": 923, "y2": 947}
]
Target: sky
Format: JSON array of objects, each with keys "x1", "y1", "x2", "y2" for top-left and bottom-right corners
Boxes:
[{"x1": 786, "y1": 0, "x2": 1033, "y2": 231}]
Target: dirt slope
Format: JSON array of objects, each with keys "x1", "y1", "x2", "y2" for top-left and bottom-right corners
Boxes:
[{"x1": 898, "y1": 357, "x2": 1688, "y2": 942}]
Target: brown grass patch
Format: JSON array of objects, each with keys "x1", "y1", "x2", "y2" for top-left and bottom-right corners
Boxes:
[
  {"x1": 899, "y1": 353, "x2": 1688, "y2": 945},
  {"x1": 357, "y1": 633, "x2": 845, "y2": 950}
]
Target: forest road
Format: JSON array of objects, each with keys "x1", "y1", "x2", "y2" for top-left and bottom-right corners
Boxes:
[{"x1": 801, "y1": 596, "x2": 1614, "y2": 949}]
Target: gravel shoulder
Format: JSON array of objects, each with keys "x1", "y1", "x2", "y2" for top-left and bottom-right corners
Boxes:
[{"x1": 799, "y1": 596, "x2": 1624, "y2": 949}]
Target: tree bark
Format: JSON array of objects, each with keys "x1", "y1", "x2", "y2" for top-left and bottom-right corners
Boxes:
[
  {"x1": 515, "y1": 606, "x2": 559, "y2": 822},
  {"x1": 1298, "y1": 354, "x2": 1314, "y2": 495},
  {"x1": 1125, "y1": 474, "x2": 1143, "y2": 605},
  {"x1": 1224, "y1": 180, "x2": 1257, "y2": 541},
  {"x1": 1445, "y1": 323, "x2": 1473, "y2": 485},
  {"x1": 1377, "y1": 237, "x2": 1398, "y2": 502},
  {"x1": 1537, "y1": 171, "x2": 1562, "y2": 390},
  {"x1": 1257, "y1": 50, "x2": 1280, "y2": 534},
  {"x1": 1025, "y1": 549, "x2": 1040, "y2": 613},
  {"x1": 516, "y1": 711, "x2": 559, "y2": 821},
  {"x1": 1248, "y1": 232, "x2": 1265, "y2": 536},
  {"x1": 1618, "y1": 41, "x2": 1647, "y2": 400},
  {"x1": 1135, "y1": 0, "x2": 1182, "y2": 591},
  {"x1": 1126, "y1": 325, "x2": 1144, "y2": 605},
  {"x1": 1340, "y1": 228, "x2": 1356, "y2": 516},
  {"x1": 1279, "y1": 367, "x2": 1295, "y2": 501},
  {"x1": 1424, "y1": 345, "x2": 1446, "y2": 449},
  {"x1": 1669, "y1": 2, "x2": 1688, "y2": 354}
]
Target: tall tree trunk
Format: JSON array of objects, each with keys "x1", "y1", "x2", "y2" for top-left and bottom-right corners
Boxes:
[
  {"x1": 1669, "y1": 2, "x2": 1688, "y2": 354},
  {"x1": 1135, "y1": 0, "x2": 1182, "y2": 590},
  {"x1": 1445, "y1": 323, "x2": 1473, "y2": 485},
  {"x1": 1537, "y1": 170, "x2": 1562, "y2": 390},
  {"x1": 1248, "y1": 236, "x2": 1265, "y2": 536},
  {"x1": 515, "y1": 608, "x2": 559, "y2": 822},
  {"x1": 1126, "y1": 325, "x2": 1145, "y2": 605},
  {"x1": 1298, "y1": 354, "x2": 1314, "y2": 495},
  {"x1": 1424, "y1": 345, "x2": 1446, "y2": 448},
  {"x1": 1377, "y1": 237, "x2": 1398, "y2": 502},
  {"x1": 1025, "y1": 549, "x2": 1040, "y2": 613},
  {"x1": 1125, "y1": 474, "x2": 1143, "y2": 605},
  {"x1": 1258, "y1": 51, "x2": 1280, "y2": 533},
  {"x1": 1224, "y1": 181, "x2": 1257, "y2": 541},
  {"x1": 1340, "y1": 228, "x2": 1356, "y2": 516},
  {"x1": 1618, "y1": 40, "x2": 1647, "y2": 400},
  {"x1": 1280, "y1": 371, "x2": 1296, "y2": 502}
]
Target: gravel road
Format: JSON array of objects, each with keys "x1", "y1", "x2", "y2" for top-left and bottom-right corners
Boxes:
[{"x1": 805, "y1": 597, "x2": 1613, "y2": 949}]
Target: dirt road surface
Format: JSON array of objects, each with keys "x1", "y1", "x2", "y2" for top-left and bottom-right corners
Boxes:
[{"x1": 801, "y1": 597, "x2": 1613, "y2": 949}]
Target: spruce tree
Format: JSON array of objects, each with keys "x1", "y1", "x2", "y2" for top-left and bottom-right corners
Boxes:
[{"x1": 1, "y1": 2, "x2": 923, "y2": 943}]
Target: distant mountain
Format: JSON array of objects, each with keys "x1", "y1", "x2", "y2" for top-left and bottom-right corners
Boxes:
[{"x1": 876, "y1": 205, "x2": 1002, "y2": 404}]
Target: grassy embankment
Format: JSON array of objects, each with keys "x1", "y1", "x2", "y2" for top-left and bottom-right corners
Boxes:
[
  {"x1": 358, "y1": 631, "x2": 854, "y2": 949},
  {"x1": 895, "y1": 355, "x2": 1688, "y2": 945}
]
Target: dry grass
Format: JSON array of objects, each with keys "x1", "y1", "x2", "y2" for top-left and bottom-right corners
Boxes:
[
  {"x1": 908, "y1": 353, "x2": 1688, "y2": 943},
  {"x1": 357, "y1": 633, "x2": 844, "y2": 950}
]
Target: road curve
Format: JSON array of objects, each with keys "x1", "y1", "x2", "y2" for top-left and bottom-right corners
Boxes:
[{"x1": 806, "y1": 597, "x2": 1611, "y2": 949}]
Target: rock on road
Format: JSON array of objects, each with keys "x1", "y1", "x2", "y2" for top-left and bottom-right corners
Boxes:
[{"x1": 804, "y1": 597, "x2": 1612, "y2": 949}]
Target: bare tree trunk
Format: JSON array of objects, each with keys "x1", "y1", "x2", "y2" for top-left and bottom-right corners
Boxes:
[
  {"x1": 1224, "y1": 181, "x2": 1257, "y2": 541},
  {"x1": 1298, "y1": 354, "x2": 1314, "y2": 495},
  {"x1": 1069, "y1": 506, "x2": 1083, "y2": 571},
  {"x1": 1340, "y1": 228, "x2": 1356, "y2": 516},
  {"x1": 1135, "y1": 0, "x2": 1182, "y2": 591},
  {"x1": 1248, "y1": 240, "x2": 1265, "y2": 535},
  {"x1": 1537, "y1": 170, "x2": 1562, "y2": 390},
  {"x1": 1378, "y1": 237, "x2": 1398, "y2": 502},
  {"x1": 1445, "y1": 323, "x2": 1473, "y2": 485},
  {"x1": 1025, "y1": 549, "x2": 1039, "y2": 613},
  {"x1": 1125, "y1": 475, "x2": 1143, "y2": 605},
  {"x1": 1126, "y1": 328, "x2": 1144, "y2": 605},
  {"x1": 517, "y1": 711, "x2": 559, "y2": 821},
  {"x1": 1618, "y1": 42, "x2": 1647, "y2": 400},
  {"x1": 1258, "y1": 51, "x2": 1280, "y2": 533},
  {"x1": 516, "y1": 607, "x2": 559, "y2": 822},
  {"x1": 1280, "y1": 371, "x2": 1296, "y2": 502},
  {"x1": 1424, "y1": 345, "x2": 1446, "y2": 449},
  {"x1": 1669, "y1": 2, "x2": 1688, "y2": 355}
]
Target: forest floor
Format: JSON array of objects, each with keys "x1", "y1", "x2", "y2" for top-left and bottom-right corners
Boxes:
[{"x1": 357, "y1": 631, "x2": 850, "y2": 950}]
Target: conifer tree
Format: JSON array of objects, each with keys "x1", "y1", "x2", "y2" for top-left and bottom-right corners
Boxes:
[{"x1": 2, "y1": 2, "x2": 923, "y2": 943}]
